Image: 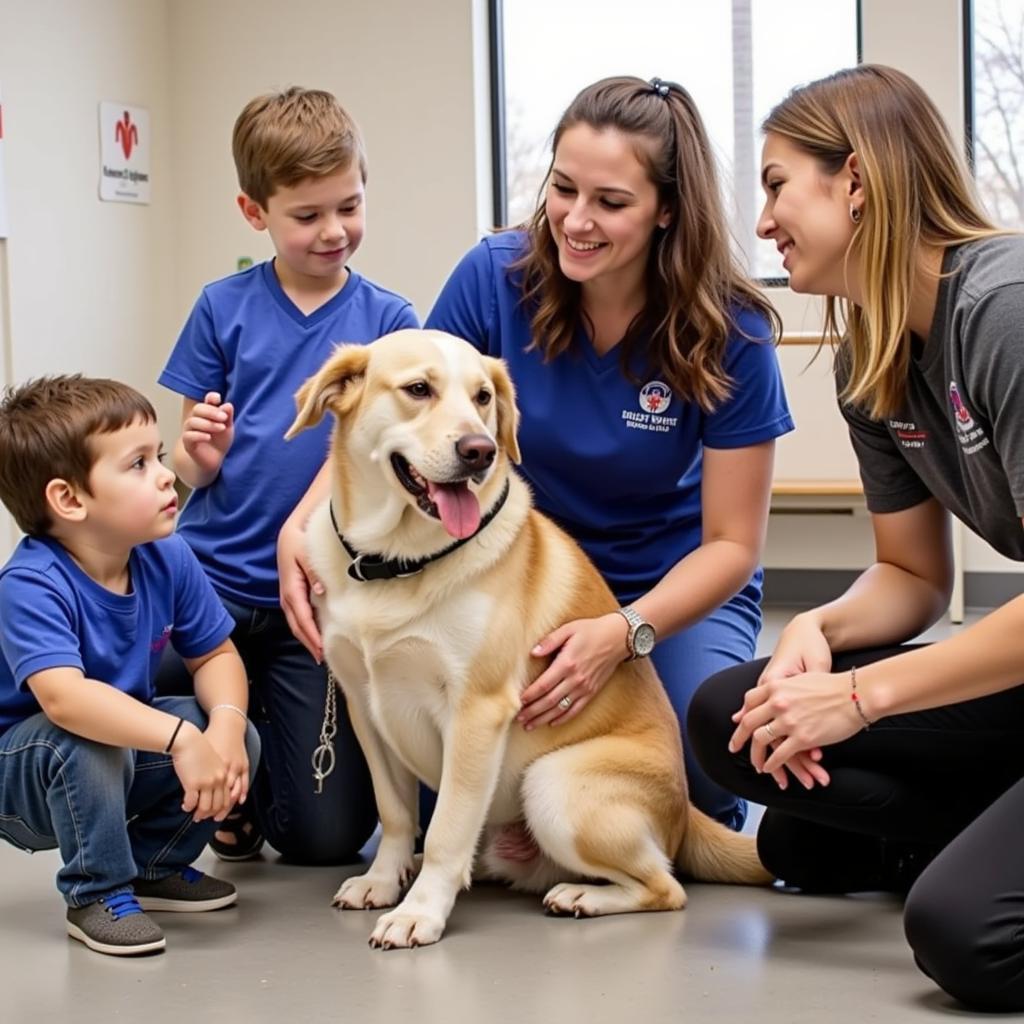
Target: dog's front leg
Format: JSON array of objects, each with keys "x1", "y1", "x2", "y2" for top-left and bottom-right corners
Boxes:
[
  {"x1": 333, "y1": 684, "x2": 419, "y2": 911},
  {"x1": 369, "y1": 695, "x2": 516, "y2": 949}
]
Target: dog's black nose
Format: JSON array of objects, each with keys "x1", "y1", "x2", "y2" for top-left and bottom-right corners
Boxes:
[{"x1": 455, "y1": 434, "x2": 496, "y2": 470}]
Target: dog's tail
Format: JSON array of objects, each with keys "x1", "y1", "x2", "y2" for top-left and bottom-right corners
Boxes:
[{"x1": 675, "y1": 807, "x2": 774, "y2": 885}]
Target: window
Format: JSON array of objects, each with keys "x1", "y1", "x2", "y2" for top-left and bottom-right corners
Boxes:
[
  {"x1": 493, "y1": 0, "x2": 859, "y2": 281},
  {"x1": 969, "y1": 0, "x2": 1024, "y2": 228}
]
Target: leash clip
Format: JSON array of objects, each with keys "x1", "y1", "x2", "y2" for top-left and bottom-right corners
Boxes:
[{"x1": 312, "y1": 670, "x2": 339, "y2": 795}]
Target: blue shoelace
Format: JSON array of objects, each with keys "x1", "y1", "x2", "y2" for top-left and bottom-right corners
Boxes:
[
  {"x1": 102, "y1": 892, "x2": 144, "y2": 920},
  {"x1": 180, "y1": 866, "x2": 203, "y2": 884}
]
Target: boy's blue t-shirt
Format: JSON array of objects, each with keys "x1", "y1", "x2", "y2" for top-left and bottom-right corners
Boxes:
[
  {"x1": 160, "y1": 261, "x2": 419, "y2": 607},
  {"x1": 425, "y1": 232, "x2": 794, "y2": 603},
  {"x1": 0, "y1": 534, "x2": 234, "y2": 737}
]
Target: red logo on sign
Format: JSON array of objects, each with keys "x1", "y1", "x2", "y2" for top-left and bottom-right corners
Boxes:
[{"x1": 115, "y1": 110, "x2": 139, "y2": 159}]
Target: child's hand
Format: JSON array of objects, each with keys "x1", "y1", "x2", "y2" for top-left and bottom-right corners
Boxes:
[
  {"x1": 183, "y1": 391, "x2": 235, "y2": 476},
  {"x1": 203, "y1": 711, "x2": 251, "y2": 808},
  {"x1": 169, "y1": 722, "x2": 232, "y2": 822},
  {"x1": 278, "y1": 516, "x2": 324, "y2": 662}
]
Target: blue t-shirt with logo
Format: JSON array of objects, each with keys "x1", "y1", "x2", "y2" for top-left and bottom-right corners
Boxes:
[
  {"x1": 426, "y1": 232, "x2": 794, "y2": 603},
  {"x1": 0, "y1": 535, "x2": 234, "y2": 737},
  {"x1": 160, "y1": 261, "x2": 419, "y2": 607}
]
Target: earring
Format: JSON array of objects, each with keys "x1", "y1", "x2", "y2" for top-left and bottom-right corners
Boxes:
[{"x1": 849, "y1": 204, "x2": 862, "y2": 224}]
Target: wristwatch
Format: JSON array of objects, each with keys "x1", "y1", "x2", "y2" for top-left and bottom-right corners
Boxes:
[{"x1": 617, "y1": 605, "x2": 656, "y2": 660}]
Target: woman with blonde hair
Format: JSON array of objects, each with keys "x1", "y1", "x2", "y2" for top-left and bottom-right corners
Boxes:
[
  {"x1": 425, "y1": 75, "x2": 794, "y2": 830},
  {"x1": 689, "y1": 64, "x2": 1024, "y2": 1011}
]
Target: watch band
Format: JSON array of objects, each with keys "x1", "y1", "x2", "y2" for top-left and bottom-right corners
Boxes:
[{"x1": 616, "y1": 605, "x2": 648, "y2": 660}]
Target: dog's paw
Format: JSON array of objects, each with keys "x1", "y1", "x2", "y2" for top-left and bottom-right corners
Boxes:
[
  {"x1": 368, "y1": 906, "x2": 446, "y2": 949},
  {"x1": 332, "y1": 873, "x2": 405, "y2": 911},
  {"x1": 542, "y1": 879, "x2": 686, "y2": 916},
  {"x1": 543, "y1": 882, "x2": 599, "y2": 917}
]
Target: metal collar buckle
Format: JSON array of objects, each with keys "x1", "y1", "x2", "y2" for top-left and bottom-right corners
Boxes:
[{"x1": 347, "y1": 554, "x2": 370, "y2": 582}]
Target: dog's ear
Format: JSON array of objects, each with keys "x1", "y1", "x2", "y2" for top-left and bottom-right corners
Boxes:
[
  {"x1": 484, "y1": 356, "x2": 521, "y2": 464},
  {"x1": 285, "y1": 344, "x2": 370, "y2": 440}
]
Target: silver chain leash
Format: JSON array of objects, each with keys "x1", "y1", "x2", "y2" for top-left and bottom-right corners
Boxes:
[{"x1": 312, "y1": 669, "x2": 338, "y2": 794}]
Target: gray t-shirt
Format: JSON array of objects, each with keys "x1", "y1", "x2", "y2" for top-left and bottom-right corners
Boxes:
[{"x1": 838, "y1": 235, "x2": 1024, "y2": 560}]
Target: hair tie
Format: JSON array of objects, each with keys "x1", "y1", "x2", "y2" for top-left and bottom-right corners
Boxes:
[{"x1": 649, "y1": 77, "x2": 670, "y2": 98}]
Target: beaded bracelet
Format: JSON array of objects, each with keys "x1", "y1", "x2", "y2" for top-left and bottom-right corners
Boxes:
[
  {"x1": 850, "y1": 666, "x2": 872, "y2": 730},
  {"x1": 209, "y1": 703, "x2": 248, "y2": 723},
  {"x1": 164, "y1": 716, "x2": 186, "y2": 753}
]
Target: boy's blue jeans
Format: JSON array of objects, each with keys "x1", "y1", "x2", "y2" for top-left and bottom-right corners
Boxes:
[{"x1": 0, "y1": 696, "x2": 260, "y2": 907}]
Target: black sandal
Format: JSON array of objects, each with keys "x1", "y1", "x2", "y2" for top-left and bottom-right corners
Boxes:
[{"x1": 209, "y1": 806, "x2": 265, "y2": 862}]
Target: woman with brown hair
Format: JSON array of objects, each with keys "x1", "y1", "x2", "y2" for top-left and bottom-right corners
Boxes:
[
  {"x1": 426, "y1": 75, "x2": 793, "y2": 830},
  {"x1": 689, "y1": 64, "x2": 1024, "y2": 1011}
]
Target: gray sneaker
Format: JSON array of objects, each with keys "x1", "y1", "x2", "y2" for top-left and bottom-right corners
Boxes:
[
  {"x1": 66, "y1": 892, "x2": 166, "y2": 956},
  {"x1": 133, "y1": 867, "x2": 237, "y2": 912}
]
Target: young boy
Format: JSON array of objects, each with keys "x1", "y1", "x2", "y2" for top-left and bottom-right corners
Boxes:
[
  {"x1": 157, "y1": 87, "x2": 418, "y2": 865},
  {"x1": 0, "y1": 376, "x2": 260, "y2": 956}
]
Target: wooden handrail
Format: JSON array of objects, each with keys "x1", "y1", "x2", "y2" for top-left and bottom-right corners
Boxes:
[
  {"x1": 779, "y1": 333, "x2": 828, "y2": 346},
  {"x1": 771, "y1": 479, "x2": 862, "y2": 497}
]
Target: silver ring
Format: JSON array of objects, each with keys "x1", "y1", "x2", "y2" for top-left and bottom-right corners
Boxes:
[
  {"x1": 763, "y1": 722, "x2": 777, "y2": 742},
  {"x1": 558, "y1": 695, "x2": 572, "y2": 710}
]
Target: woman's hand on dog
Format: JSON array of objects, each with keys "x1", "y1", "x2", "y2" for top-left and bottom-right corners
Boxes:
[
  {"x1": 518, "y1": 613, "x2": 630, "y2": 729},
  {"x1": 278, "y1": 515, "x2": 325, "y2": 662}
]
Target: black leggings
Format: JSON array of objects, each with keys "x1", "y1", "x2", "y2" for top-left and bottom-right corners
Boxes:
[{"x1": 688, "y1": 646, "x2": 1024, "y2": 1012}]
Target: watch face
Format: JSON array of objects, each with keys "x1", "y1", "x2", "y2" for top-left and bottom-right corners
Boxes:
[{"x1": 633, "y1": 623, "x2": 656, "y2": 657}]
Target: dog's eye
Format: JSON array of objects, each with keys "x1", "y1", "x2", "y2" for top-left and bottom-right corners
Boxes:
[
  {"x1": 475, "y1": 388, "x2": 492, "y2": 406},
  {"x1": 403, "y1": 381, "x2": 431, "y2": 399}
]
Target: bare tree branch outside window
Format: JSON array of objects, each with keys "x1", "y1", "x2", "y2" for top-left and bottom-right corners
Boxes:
[
  {"x1": 974, "y1": 0, "x2": 1024, "y2": 227},
  {"x1": 506, "y1": 97, "x2": 551, "y2": 229}
]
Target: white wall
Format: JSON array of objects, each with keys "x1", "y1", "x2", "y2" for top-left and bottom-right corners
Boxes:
[
  {"x1": 0, "y1": 240, "x2": 11, "y2": 556},
  {"x1": 166, "y1": 0, "x2": 487, "y2": 330},
  {"x1": 0, "y1": 0, "x2": 176, "y2": 551},
  {"x1": 0, "y1": 1, "x2": 176, "y2": 387}
]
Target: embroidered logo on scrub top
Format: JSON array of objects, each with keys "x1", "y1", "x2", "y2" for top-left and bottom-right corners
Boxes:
[
  {"x1": 889, "y1": 419, "x2": 928, "y2": 449},
  {"x1": 948, "y1": 381, "x2": 990, "y2": 455},
  {"x1": 638, "y1": 380, "x2": 672, "y2": 414},
  {"x1": 948, "y1": 382, "x2": 975, "y2": 432},
  {"x1": 622, "y1": 381, "x2": 679, "y2": 433}
]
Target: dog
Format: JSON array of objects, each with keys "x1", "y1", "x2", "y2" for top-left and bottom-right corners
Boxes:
[{"x1": 286, "y1": 329, "x2": 770, "y2": 950}]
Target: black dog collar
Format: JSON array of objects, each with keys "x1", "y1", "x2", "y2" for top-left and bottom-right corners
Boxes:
[{"x1": 330, "y1": 478, "x2": 511, "y2": 582}]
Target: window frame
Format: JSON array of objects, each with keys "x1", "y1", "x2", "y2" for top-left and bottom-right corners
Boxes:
[
  {"x1": 963, "y1": 0, "x2": 975, "y2": 168},
  {"x1": 486, "y1": 0, "x2": 863, "y2": 285}
]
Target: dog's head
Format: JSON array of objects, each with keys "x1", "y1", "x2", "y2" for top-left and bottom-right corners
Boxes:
[{"x1": 287, "y1": 329, "x2": 520, "y2": 542}]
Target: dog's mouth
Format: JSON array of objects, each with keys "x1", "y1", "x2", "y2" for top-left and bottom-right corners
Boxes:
[{"x1": 390, "y1": 454, "x2": 484, "y2": 540}]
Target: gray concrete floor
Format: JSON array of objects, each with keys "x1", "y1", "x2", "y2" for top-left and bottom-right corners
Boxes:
[{"x1": 2, "y1": 608, "x2": 1017, "y2": 1024}]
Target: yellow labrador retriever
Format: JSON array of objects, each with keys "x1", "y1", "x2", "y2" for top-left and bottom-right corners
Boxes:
[{"x1": 287, "y1": 329, "x2": 769, "y2": 950}]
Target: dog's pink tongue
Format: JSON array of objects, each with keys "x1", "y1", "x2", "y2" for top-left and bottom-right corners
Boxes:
[{"x1": 427, "y1": 480, "x2": 481, "y2": 539}]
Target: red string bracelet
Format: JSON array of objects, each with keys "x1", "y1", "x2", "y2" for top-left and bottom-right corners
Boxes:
[{"x1": 850, "y1": 666, "x2": 872, "y2": 730}]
